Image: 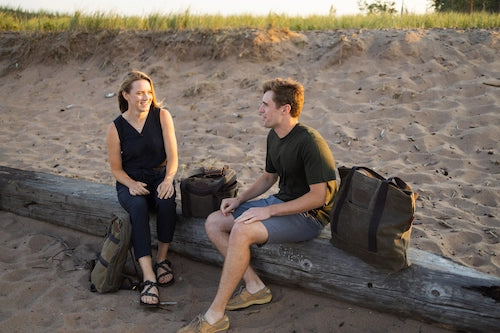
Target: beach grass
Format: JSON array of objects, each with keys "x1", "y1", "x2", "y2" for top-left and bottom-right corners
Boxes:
[{"x1": 0, "y1": 6, "x2": 499, "y2": 31}]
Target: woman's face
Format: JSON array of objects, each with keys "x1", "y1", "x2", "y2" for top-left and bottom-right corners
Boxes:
[{"x1": 123, "y1": 79, "x2": 152, "y2": 113}]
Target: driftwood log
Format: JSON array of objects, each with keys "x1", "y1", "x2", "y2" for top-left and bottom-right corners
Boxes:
[{"x1": 0, "y1": 165, "x2": 498, "y2": 332}]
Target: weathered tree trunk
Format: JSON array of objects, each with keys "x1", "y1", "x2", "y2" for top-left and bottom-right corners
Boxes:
[{"x1": 0, "y1": 165, "x2": 498, "y2": 332}]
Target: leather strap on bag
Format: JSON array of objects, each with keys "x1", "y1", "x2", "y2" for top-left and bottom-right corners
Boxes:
[{"x1": 368, "y1": 181, "x2": 388, "y2": 252}]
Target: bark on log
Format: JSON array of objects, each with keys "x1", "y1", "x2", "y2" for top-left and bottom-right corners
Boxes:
[{"x1": 0, "y1": 165, "x2": 498, "y2": 332}]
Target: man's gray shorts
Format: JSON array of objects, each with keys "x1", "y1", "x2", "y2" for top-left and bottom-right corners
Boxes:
[{"x1": 232, "y1": 195, "x2": 323, "y2": 245}]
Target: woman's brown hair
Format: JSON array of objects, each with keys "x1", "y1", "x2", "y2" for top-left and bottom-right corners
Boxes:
[{"x1": 117, "y1": 71, "x2": 161, "y2": 113}]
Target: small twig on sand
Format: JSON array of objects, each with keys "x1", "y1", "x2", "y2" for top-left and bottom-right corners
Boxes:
[
  {"x1": 486, "y1": 230, "x2": 499, "y2": 242},
  {"x1": 41, "y1": 233, "x2": 75, "y2": 261}
]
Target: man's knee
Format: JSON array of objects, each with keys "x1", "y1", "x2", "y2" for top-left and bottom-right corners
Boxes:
[
  {"x1": 230, "y1": 220, "x2": 269, "y2": 247},
  {"x1": 205, "y1": 210, "x2": 224, "y2": 236},
  {"x1": 228, "y1": 222, "x2": 256, "y2": 246}
]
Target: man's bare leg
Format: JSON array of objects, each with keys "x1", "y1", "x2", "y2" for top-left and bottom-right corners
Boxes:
[
  {"x1": 205, "y1": 211, "x2": 267, "y2": 293},
  {"x1": 203, "y1": 214, "x2": 268, "y2": 324}
]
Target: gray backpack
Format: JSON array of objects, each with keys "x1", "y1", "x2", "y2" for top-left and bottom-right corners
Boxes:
[{"x1": 90, "y1": 216, "x2": 137, "y2": 293}]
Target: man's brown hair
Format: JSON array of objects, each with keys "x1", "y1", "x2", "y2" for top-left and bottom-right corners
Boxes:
[{"x1": 262, "y1": 78, "x2": 304, "y2": 118}]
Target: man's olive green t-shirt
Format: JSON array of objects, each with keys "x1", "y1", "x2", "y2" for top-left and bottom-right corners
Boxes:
[{"x1": 265, "y1": 123, "x2": 337, "y2": 226}]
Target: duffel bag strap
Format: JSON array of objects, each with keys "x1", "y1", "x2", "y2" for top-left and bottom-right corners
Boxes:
[{"x1": 368, "y1": 180, "x2": 389, "y2": 252}]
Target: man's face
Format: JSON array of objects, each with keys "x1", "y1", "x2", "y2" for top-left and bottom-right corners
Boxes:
[{"x1": 259, "y1": 90, "x2": 282, "y2": 129}]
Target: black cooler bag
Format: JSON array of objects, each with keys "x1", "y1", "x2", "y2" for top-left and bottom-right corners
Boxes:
[{"x1": 180, "y1": 166, "x2": 238, "y2": 218}]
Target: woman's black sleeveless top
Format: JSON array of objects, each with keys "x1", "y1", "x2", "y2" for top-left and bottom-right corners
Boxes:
[{"x1": 113, "y1": 106, "x2": 166, "y2": 179}]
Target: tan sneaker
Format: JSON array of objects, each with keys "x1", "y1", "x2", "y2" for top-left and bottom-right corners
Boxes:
[
  {"x1": 225, "y1": 286, "x2": 272, "y2": 311},
  {"x1": 177, "y1": 314, "x2": 229, "y2": 333}
]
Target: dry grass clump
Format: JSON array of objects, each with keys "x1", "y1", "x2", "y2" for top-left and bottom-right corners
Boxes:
[{"x1": 1, "y1": 7, "x2": 499, "y2": 31}]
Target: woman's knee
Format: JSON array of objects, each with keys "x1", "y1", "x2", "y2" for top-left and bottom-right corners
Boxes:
[
  {"x1": 120, "y1": 195, "x2": 148, "y2": 214},
  {"x1": 156, "y1": 199, "x2": 176, "y2": 220},
  {"x1": 156, "y1": 195, "x2": 176, "y2": 209}
]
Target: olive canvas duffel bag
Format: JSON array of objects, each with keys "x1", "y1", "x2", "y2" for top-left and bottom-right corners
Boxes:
[{"x1": 330, "y1": 166, "x2": 417, "y2": 271}]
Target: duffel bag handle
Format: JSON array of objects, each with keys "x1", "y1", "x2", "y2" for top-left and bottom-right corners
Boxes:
[{"x1": 353, "y1": 166, "x2": 386, "y2": 181}]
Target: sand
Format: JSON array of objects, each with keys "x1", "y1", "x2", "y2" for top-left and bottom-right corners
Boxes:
[{"x1": 0, "y1": 28, "x2": 498, "y2": 332}]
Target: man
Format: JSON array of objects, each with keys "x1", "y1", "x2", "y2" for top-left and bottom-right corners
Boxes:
[{"x1": 178, "y1": 78, "x2": 337, "y2": 333}]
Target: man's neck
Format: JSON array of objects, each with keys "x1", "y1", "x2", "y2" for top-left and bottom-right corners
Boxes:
[{"x1": 273, "y1": 118, "x2": 298, "y2": 138}]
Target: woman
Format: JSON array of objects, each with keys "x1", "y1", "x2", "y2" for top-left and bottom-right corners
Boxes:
[{"x1": 106, "y1": 71, "x2": 178, "y2": 306}]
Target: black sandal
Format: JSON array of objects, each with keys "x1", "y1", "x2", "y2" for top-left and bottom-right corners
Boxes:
[
  {"x1": 139, "y1": 280, "x2": 160, "y2": 307},
  {"x1": 154, "y1": 259, "x2": 175, "y2": 287}
]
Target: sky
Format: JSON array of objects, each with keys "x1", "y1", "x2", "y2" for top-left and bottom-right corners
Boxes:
[{"x1": 1, "y1": 0, "x2": 433, "y2": 17}]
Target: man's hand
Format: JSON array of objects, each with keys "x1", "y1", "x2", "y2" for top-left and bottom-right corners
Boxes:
[
  {"x1": 234, "y1": 206, "x2": 271, "y2": 224},
  {"x1": 220, "y1": 197, "x2": 241, "y2": 216}
]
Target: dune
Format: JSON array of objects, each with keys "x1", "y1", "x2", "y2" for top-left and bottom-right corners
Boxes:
[{"x1": 0, "y1": 28, "x2": 498, "y2": 332}]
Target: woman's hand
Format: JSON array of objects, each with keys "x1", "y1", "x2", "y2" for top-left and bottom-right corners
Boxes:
[
  {"x1": 157, "y1": 180, "x2": 174, "y2": 199},
  {"x1": 129, "y1": 181, "x2": 150, "y2": 196}
]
